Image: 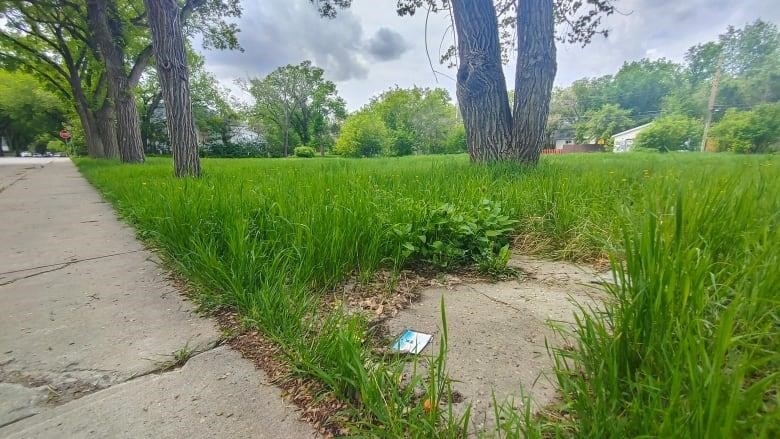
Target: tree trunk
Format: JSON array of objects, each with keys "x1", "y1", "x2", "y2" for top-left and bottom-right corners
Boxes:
[
  {"x1": 87, "y1": 0, "x2": 145, "y2": 164},
  {"x1": 451, "y1": 0, "x2": 512, "y2": 162},
  {"x1": 510, "y1": 0, "x2": 557, "y2": 164},
  {"x1": 71, "y1": 82, "x2": 105, "y2": 158},
  {"x1": 96, "y1": 102, "x2": 119, "y2": 158},
  {"x1": 144, "y1": 0, "x2": 201, "y2": 177}
]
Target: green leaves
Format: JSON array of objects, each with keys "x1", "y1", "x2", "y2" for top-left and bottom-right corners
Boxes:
[
  {"x1": 391, "y1": 199, "x2": 518, "y2": 270},
  {"x1": 634, "y1": 115, "x2": 703, "y2": 152},
  {"x1": 710, "y1": 103, "x2": 780, "y2": 153}
]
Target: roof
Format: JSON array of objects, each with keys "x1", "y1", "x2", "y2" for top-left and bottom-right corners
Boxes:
[{"x1": 611, "y1": 122, "x2": 653, "y2": 138}]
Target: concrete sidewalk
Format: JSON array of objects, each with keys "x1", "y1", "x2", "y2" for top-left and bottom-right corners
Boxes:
[{"x1": 0, "y1": 158, "x2": 313, "y2": 438}]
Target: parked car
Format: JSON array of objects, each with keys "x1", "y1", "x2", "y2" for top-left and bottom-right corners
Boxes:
[{"x1": 20, "y1": 151, "x2": 32, "y2": 157}]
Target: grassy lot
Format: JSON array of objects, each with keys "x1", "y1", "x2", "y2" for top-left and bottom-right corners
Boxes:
[{"x1": 76, "y1": 153, "x2": 779, "y2": 437}]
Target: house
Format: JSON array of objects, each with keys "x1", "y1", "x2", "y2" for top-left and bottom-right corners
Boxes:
[
  {"x1": 612, "y1": 123, "x2": 653, "y2": 153},
  {"x1": 552, "y1": 127, "x2": 576, "y2": 149}
]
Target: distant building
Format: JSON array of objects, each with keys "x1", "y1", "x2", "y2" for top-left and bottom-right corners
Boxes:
[
  {"x1": 612, "y1": 123, "x2": 653, "y2": 153},
  {"x1": 552, "y1": 127, "x2": 576, "y2": 149}
]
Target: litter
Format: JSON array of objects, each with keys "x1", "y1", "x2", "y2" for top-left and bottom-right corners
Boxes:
[{"x1": 390, "y1": 329, "x2": 432, "y2": 354}]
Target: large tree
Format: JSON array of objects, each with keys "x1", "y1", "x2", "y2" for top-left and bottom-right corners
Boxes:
[
  {"x1": 0, "y1": 0, "x2": 116, "y2": 158},
  {"x1": 86, "y1": 0, "x2": 146, "y2": 163},
  {"x1": 243, "y1": 61, "x2": 345, "y2": 157},
  {"x1": 144, "y1": 0, "x2": 199, "y2": 176},
  {"x1": 318, "y1": 0, "x2": 615, "y2": 164},
  {"x1": 143, "y1": 0, "x2": 242, "y2": 176}
]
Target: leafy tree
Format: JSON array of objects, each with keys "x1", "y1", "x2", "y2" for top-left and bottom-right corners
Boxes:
[
  {"x1": 634, "y1": 115, "x2": 702, "y2": 152},
  {"x1": 0, "y1": 0, "x2": 241, "y2": 167},
  {"x1": 244, "y1": 61, "x2": 345, "y2": 157},
  {"x1": 0, "y1": 0, "x2": 116, "y2": 157},
  {"x1": 366, "y1": 87, "x2": 459, "y2": 155},
  {"x1": 710, "y1": 103, "x2": 780, "y2": 153},
  {"x1": 611, "y1": 59, "x2": 685, "y2": 121},
  {"x1": 0, "y1": 70, "x2": 65, "y2": 155},
  {"x1": 333, "y1": 110, "x2": 390, "y2": 157},
  {"x1": 86, "y1": 0, "x2": 147, "y2": 163},
  {"x1": 575, "y1": 104, "x2": 634, "y2": 145}
]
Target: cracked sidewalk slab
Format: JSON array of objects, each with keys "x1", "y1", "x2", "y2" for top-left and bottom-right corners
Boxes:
[
  {"x1": 1, "y1": 347, "x2": 314, "y2": 438},
  {"x1": 0, "y1": 160, "x2": 315, "y2": 437},
  {"x1": 386, "y1": 257, "x2": 608, "y2": 434}
]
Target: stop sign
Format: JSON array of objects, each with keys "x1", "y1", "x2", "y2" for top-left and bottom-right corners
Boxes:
[{"x1": 59, "y1": 130, "x2": 72, "y2": 140}]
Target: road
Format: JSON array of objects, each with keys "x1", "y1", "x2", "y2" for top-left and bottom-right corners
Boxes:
[{"x1": 0, "y1": 158, "x2": 313, "y2": 438}]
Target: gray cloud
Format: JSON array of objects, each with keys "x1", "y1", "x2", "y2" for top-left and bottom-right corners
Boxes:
[
  {"x1": 365, "y1": 27, "x2": 410, "y2": 61},
  {"x1": 202, "y1": 1, "x2": 369, "y2": 83}
]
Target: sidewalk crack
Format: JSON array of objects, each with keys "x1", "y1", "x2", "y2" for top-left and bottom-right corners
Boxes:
[{"x1": 0, "y1": 250, "x2": 143, "y2": 286}]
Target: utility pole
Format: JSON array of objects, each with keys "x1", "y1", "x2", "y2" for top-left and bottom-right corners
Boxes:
[{"x1": 700, "y1": 53, "x2": 725, "y2": 152}]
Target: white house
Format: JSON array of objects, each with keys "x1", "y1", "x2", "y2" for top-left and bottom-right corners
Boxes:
[{"x1": 612, "y1": 123, "x2": 653, "y2": 153}]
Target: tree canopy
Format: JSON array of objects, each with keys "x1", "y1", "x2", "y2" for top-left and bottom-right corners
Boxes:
[
  {"x1": 0, "y1": 70, "x2": 65, "y2": 154},
  {"x1": 243, "y1": 61, "x2": 346, "y2": 157}
]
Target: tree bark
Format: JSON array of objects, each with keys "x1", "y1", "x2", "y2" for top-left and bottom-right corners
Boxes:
[
  {"x1": 69, "y1": 76, "x2": 105, "y2": 158},
  {"x1": 450, "y1": 0, "x2": 557, "y2": 165},
  {"x1": 144, "y1": 0, "x2": 201, "y2": 177},
  {"x1": 74, "y1": 97, "x2": 105, "y2": 158},
  {"x1": 451, "y1": 0, "x2": 513, "y2": 162},
  {"x1": 510, "y1": 0, "x2": 557, "y2": 164},
  {"x1": 87, "y1": 0, "x2": 145, "y2": 164},
  {"x1": 96, "y1": 102, "x2": 119, "y2": 158}
]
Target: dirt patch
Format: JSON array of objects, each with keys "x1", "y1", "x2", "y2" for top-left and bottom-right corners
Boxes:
[{"x1": 384, "y1": 256, "x2": 610, "y2": 434}]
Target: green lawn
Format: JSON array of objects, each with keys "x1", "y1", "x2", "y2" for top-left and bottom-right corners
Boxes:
[{"x1": 76, "y1": 153, "x2": 779, "y2": 437}]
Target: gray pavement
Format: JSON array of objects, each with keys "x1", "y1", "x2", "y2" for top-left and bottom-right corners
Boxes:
[
  {"x1": 0, "y1": 158, "x2": 314, "y2": 438},
  {"x1": 387, "y1": 256, "x2": 608, "y2": 434}
]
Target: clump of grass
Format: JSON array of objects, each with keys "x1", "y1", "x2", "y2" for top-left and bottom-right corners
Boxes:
[{"x1": 75, "y1": 153, "x2": 779, "y2": 436}]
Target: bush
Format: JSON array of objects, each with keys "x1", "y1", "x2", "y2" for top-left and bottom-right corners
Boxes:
[
  {"x1": 443, "y1": 124, "x2": 467, "y2": 154},
  {"x1": 334, "y1": 111, "x2": 390, "y2": 157},
  {"x1": 390, "y1": 199, "x2": 517, "y2": 270},
  {"x1": 635, "y1": 115, "x2": 703, "y2": 151},
  {"x1": 710, "y1": 103, "x2": 780, "y2": 153},
  {"x1": 294, "y1": 146, "x2": 316, "y2": 158}
]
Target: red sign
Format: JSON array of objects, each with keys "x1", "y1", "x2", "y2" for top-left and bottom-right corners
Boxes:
[{"x1": 59, "y1": 130, "x2": 72, "y2": 140}]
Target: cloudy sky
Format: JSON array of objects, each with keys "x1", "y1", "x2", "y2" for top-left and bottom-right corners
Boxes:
[{"x1": 199, "y1": 0, "x2": 780, "y2": 110}]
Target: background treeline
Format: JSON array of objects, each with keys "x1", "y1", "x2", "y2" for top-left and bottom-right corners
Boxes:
[
  {"x1": 2, "y1": 16, "x2": 776, "y2": 158},
  {"x1": 550, "y1": 19, "x2": 780, "y2": 152}
]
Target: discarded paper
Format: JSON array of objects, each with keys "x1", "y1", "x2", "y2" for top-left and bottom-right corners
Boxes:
[{"x1": 390, "y1": 329, "x2": 432, "y2": 354}]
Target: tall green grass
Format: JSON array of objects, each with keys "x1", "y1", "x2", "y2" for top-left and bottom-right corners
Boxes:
[{"x1": 76, "y1": 153, "x2": 779, "y2": 436}]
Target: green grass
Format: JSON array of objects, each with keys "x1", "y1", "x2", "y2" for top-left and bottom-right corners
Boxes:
[{"x1": 75, "y1": 153, "x2": 779, "y2": 437}]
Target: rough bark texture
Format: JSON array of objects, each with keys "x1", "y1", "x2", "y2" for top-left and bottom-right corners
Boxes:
[
  {"x1": 452, "y1": 0, "x2": 513, "y2": 162},
  {"x1": 87, "y1": 0, "x2": 145, "y2": 164},
  {"x1": 74, "y1": 97, "x2": 105, "y2": 158},
  {"x1": 450, "y1": 0, "x2": 557, "y2": 164},
  {"x1": 70, "y1": 76, "x2": 105, "y2": 158},
  {"x1": 96, "y1": 102, "x2": 119, "y2": 158},
  {"x1": 511, "y1": 0, "x2": 557, "y2": 164},
  {"x1": 144, "y1": 0, "x2": 201, "y2": 177}
]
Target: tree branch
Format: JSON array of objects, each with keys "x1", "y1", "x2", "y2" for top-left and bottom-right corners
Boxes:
[{"x1": 128, "y1": 45, "x2": 153, "y2": 87}]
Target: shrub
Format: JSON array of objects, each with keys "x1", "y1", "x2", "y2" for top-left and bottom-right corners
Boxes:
[
  {"x1": 443, "y1": 124, "x2": 467, "y2": 154},
  {"x1": 710, "y1": 103, "x2": 780, "y2": 153},
  {"x1": 294, "y1": 146, "x2": 316, "y2": 158},
  {"x1": 635, "y1": 115, "x2": 703, "y2": 151},
  {"x1": 390, "y1": 199, "x2": 517, "y2": 269},
  {"x1": 334, "y1": 111, "x2": 390, "y2": 157}
]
